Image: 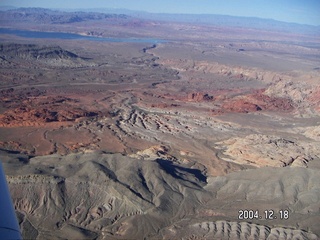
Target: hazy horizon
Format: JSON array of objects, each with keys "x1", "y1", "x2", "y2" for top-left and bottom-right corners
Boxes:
[{"x1": 1, "y1": 0, "x2": 319, "y2": 26}]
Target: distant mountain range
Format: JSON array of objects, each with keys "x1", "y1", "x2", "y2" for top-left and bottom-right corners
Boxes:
[
  {"x1": 0, "y1": 7, "x2": 129, "y2": 25},
  {"x1": 90, "y1": 8, "x2": 320, "y2": 35},
  {"x1": 133, "y1": 12, "x2": 320, "y2": 35},
  {"x1": 1, "y1": 7, "x2": 319, "y2": 35}
]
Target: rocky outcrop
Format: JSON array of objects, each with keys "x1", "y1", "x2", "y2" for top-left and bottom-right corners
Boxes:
[
  {"x1": 222, "y1": 92, "x2": 293, "y2": 113},
  {"x1": 187, "y1": 92, "x2": 214, "y2": 102},
  {"x1": 169, "y1": 220, "x2": 318, "y2": 240},
  {"x1": 0, "y1": 96, "x2": 99, "y2": 127},
  {"x1": 157, "y1": 58, "x2": 291, "y2": 83},
  {"x1": 264, "y1": 78, "x2": 320, "y2": 116},
  {"x1": 0, "y1": 43, "x2": 94, "y2": 68},
  {"x1": 0, "y1": 44, "x2": 79, "y2": 60},
  {"x1": 217, "y1": 134, "x2": 319, "y2": 167},
  {"x1": 222, "y1": 99, "x2": 262, "y2": 113}
]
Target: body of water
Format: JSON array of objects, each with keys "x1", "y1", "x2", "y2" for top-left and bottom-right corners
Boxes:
[{"x1": 0, "y1": 28, "x2": 166, "y2": 44}]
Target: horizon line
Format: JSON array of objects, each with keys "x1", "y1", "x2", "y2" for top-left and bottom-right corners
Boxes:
[{"x1": 1, "y1": 5, "x2": 319, "y2": 27}]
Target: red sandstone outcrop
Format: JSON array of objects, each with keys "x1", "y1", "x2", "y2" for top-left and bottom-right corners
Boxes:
[
  {"x1": 264, "y1": 77, "x2": 320, "y2": 116},
  {"x1": 222, "y1": 91, "x2": 293, "y2": 113},
  {"x1": 187, "y1": 92, "x2": 214, "y2": 102},
  {"x1": 222, "y1": 99, "x2": 262, "y2": 113},
  {"x1": 0, "y1": 96, "x2": 99, "y2": 127}
]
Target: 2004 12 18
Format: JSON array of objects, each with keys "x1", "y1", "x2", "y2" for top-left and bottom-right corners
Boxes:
[{"x1": 238, "y1": 209, "x2": 290, "y2": 220}]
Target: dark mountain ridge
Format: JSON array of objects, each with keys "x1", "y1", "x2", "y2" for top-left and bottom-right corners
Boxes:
[
  {"x1": 0, "y1": 43, "x2": 80, "y2": 60},
  {"x1": 0, "y1": 7, "x2": 130, "y2": 24}
]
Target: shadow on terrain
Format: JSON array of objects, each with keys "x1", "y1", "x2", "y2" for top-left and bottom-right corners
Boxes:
[{"x1": 156, "y1": 158, "x2": 207, "y2": 186}]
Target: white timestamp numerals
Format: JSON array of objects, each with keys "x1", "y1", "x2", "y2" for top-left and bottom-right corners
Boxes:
[{"x1": 238, "y1": 209, "x2": 290, "y2": 220}]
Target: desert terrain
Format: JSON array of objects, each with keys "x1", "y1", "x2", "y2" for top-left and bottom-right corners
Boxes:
[{"x1": 0, "y1": 8, "x2": 320, "y2": 240}]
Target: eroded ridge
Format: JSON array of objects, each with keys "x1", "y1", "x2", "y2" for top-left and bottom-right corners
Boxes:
[{"x1": 169, "y1": 220, "x2": 319, "y2": 240}]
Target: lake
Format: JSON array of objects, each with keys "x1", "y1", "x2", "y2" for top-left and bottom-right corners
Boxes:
[{"x1": 0, "y1": 28, "x2": 166, "y2": 44}]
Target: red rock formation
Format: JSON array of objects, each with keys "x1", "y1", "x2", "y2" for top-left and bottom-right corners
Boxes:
[
  {"x1": 221, "y1": 91, "x2": 293, "y2": 113},
  {"x1": 252, "y1": 93, "x2": 293, "y2": 111},
  {"x1": 223, "y1": 99, "x2": 262, "y2": 113},
  {"x1": 187, "y1": 92, "x2": 214, "y2": 102},
  {"x1": 0, "y1": 95, "x2": 99, "y2": 127},
  {"x1": 308, "y1": 86, "x2": 320, "y2": 112}
]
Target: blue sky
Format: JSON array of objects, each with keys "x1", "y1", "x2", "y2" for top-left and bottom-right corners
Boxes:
[{"x1": 1, "y1": 0, "x2": 319, "y2": 26}]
